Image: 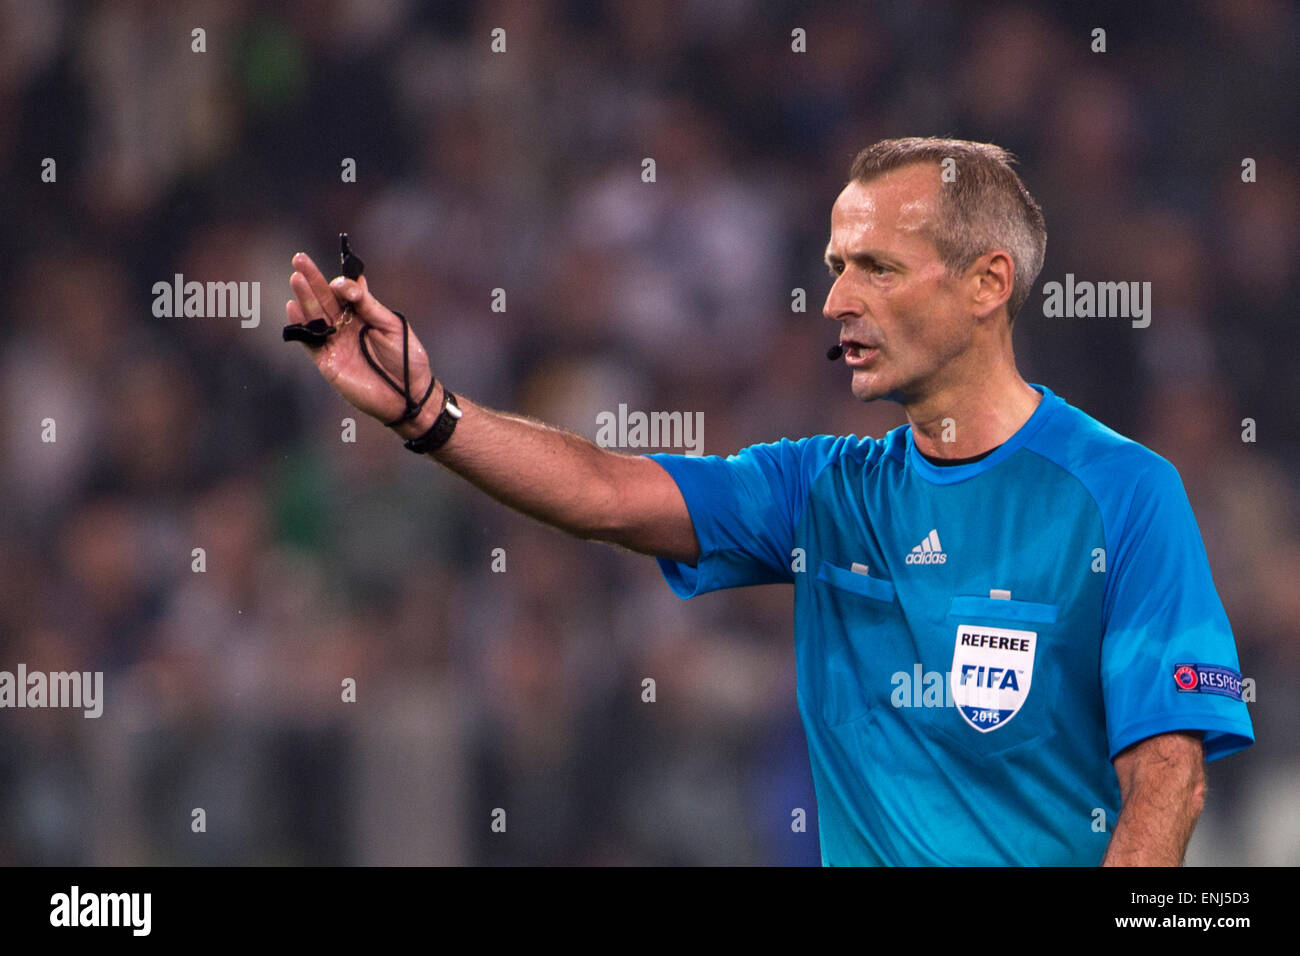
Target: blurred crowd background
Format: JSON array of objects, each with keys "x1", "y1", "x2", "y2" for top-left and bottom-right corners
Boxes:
[{"x1": 1, "y1": 0, "x2": 1297, "y2": 865}]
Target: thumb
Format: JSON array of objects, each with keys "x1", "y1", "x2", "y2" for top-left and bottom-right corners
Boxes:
[{"x1": 331, "y1": 275, "x2": 403, "y2": 334}]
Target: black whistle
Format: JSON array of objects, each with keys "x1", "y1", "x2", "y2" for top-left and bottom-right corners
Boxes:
[
  {"x1": 340, "y1": 233, "x2": 365, "y2": 280},
  {"x1": 284, "y1": 317, "x2": 338, "y2": 346}
]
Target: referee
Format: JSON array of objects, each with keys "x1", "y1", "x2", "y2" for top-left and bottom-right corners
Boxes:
[{"x1": 285, "y1": 136, "x2": 1253, "y2": 866}]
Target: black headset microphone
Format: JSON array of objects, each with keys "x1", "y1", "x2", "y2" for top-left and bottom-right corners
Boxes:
[{"x1": 826, "y1": 344, "x2": 844, "y2": 360}]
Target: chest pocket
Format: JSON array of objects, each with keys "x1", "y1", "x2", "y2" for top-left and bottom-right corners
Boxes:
[
  {"x1": 813, "y1": 560, "x2": 906, "y2": 727},
  {"x1": 931, "y1": 594, "x2": 1063, "y2": 759}
]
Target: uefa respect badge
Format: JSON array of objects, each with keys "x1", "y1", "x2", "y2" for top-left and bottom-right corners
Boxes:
[
  {"x1": 1172, "y1": 663, "x2": 1244, "y2": 700},
  {"x1": 949, "y1": 624, "x2": 1038, "y2": 732}
]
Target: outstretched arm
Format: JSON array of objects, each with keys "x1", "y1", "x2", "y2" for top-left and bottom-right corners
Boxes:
[{"x1": 285, "y1": 252, "x2": 700, "y2": 566}]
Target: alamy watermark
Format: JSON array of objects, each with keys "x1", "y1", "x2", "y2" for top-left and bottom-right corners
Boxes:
[
  {"x1": 50, "y1": 886, "x2": 150, "y2": 936},
  {"x1": 891, "y1": 665, "x2": 1021, "y2": 708},
  {"x1": 1041, "y1": 273, "x2": 1151, "y2": 328},
  {"x1": 595, "y1": 403, "x2": 703, "y2": 456},
  {"x1": 892, "y1": 665, "x2": 957, "y2": 708},
  {"x1": 152, "y1": 273, "x2": 260, "y2": 328},
  {"x1": 0, "y1": 664, "x2": 103, "y2": 718}
]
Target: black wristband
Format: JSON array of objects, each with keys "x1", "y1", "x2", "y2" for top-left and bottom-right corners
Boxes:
[{"x1": 403, "y1": 389, "x2": 462, "y2": 454}]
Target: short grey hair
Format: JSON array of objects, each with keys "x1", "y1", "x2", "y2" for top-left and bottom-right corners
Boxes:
[{"x1": 848, "y1": 137, "x2": 1047, "y2": 322}]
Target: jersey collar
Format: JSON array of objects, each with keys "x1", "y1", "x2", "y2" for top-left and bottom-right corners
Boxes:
[{"x1": 905, "y1": 384, "x2": 1059, "y2": 485}]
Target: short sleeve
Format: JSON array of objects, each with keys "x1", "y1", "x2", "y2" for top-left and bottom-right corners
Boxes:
[
  {"x1": 644, "y1": 436, "x2": 836, "y2": 599},
  {"x1": 1100, "y1": 457, "x2": 1254, "y2": 762}
]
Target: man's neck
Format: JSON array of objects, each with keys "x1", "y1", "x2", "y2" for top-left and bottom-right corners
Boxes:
[{"x1": 904, "y1": 371, "x2": 1042, "y2": 461}]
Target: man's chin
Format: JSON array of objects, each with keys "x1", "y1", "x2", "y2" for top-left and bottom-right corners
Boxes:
[{"x1": 850, "y1": 372, "x2": 902, "y2": 405}]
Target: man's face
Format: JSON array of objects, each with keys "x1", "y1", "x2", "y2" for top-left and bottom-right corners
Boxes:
[{"x1": 823, "y1": 164, "x2": 976, "y2": 404}]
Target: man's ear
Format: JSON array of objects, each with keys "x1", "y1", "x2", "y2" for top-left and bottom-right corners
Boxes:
[{"x1": 969, "y1": 249, "x2": 1015, "y2": 321}]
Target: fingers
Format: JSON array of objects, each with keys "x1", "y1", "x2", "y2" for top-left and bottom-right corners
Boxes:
[
  {"x1": 291, "y1": 252, "x2": 343, "y2": 323},
  {"x1": 290, "y1": 271, "x2": 329, "y2": 323},
  {"x1": 329, "y1": 274, "x2": 403, "y2": 334},
  {"x1": 289, "y1": 249, "x2": 405, "y2": 340}
]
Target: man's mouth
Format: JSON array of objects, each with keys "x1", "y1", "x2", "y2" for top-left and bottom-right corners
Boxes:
[{"x1": 840, "y1": 339, "x2": 880, "y2": 365}]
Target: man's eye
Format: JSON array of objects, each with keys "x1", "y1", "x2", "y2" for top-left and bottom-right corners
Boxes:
[{"x1": 828, "y1": 261, "x2": 889, "y2": 277}]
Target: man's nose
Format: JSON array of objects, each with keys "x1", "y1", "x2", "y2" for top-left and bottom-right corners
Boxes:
[{"x1": 823, "y1": 277, "x2": 861, "y2": 322}]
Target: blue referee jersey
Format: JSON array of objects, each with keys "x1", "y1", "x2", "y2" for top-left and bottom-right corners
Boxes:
[{"x1": 646, "y1": 384, "x2": 1254, "y2": 865}]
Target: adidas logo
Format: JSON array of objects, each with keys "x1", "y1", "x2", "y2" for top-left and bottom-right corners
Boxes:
[{"x1": 905, "y1": 529, "x2": 947, "y2": 565}]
